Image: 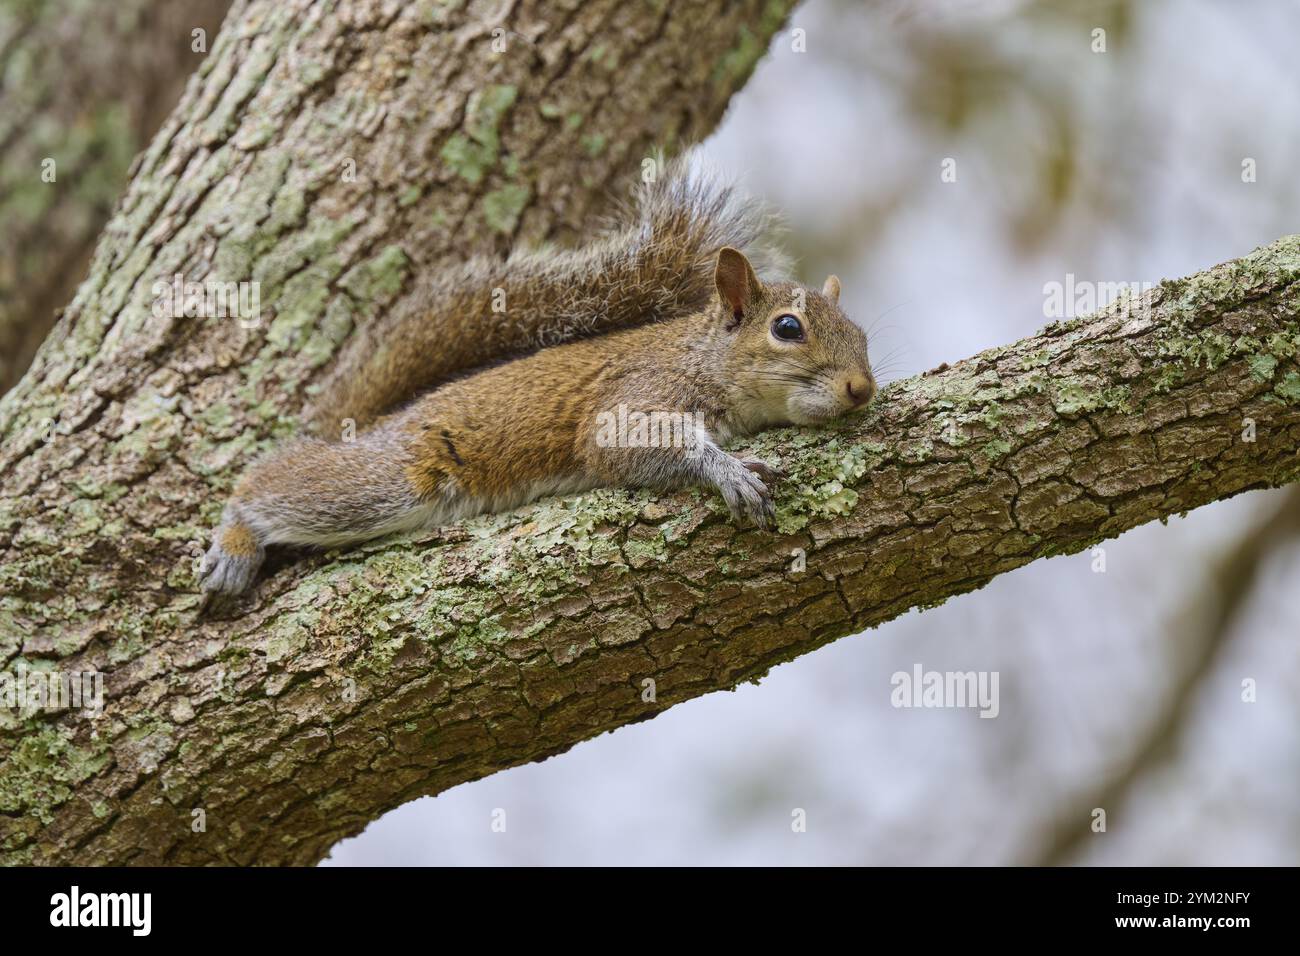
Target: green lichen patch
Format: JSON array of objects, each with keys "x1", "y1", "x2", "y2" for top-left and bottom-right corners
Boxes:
[
  {"x1": 1051, "y1": 380, "x2": 1131, "y2": 416},
  {"x1": 481, "y1": 183, "x2": 530, "y2": 235},
  {"x1": 0, "y1": 724, "x2": 112, "y2": 821},
  {"x1": 757, "y1": 434, "x2": 876, "y2": 533},
  {"x1": 1020, "y1": 348, "x2": 1052, "y2": 369},
  {"x1": 469, "y1": 488, "x2": 643, "y2": 586},
  {"x1": 439, "y1": 84, "x2": 518, "y2": 184},
  {"x1": 248, "y1": 207, "x2": 354, "y2": 297},
  {"x1": 1275, "y1": 371, "x2": 1300, "y2": 403},
  {"x1": 338, "y1": 244, "x2": 410, "y2": 305},
  {"x1": 982, "y1": 438, "x2": 1013, "y2": 461},
  {"x1": 1249, "y1": 352, "x2": 1279, "y2": 382}
]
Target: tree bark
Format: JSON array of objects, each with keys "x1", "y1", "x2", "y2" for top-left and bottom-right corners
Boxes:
[
  {"x1": 0, "y1": 0, "x2": 233, "y2": 394},
  {"x1": 2, "y1": 0, "x2": 1299, "y2": 866}
]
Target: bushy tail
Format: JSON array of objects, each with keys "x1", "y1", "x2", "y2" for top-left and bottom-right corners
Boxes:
[{"x1": 316, "y1": 150, "x2": 789, "y2": 431}]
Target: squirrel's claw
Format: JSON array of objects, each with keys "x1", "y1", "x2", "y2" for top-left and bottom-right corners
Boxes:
[
  {"x1": 740, "y1": 458, "x2": 785, "y2": 484},
  {"x1": 718, "y1": 459, "x2": 776, "y2": 530}
]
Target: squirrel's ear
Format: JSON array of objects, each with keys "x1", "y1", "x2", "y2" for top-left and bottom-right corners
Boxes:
[
  {"x1": 715, "y1": 247, "x2": 762, "y2": 325},
  {"x1": 822, "y1": 275, "x2": 841, "y2": 305}
]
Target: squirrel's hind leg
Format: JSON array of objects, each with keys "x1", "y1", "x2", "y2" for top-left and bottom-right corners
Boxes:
[
  {"x1": 199, "y1": 517, "x2": 266, "y2": 595},
  {"x1": 200, "y1": 431, "x2": 438, "y2": 596}
]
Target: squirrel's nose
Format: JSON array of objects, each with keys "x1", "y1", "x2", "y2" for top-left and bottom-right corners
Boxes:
[{"x1": 843, "y1": 372, "x2": 876, "y2": 408}]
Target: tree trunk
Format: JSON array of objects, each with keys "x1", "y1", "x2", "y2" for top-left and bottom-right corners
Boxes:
[
  {"x1": 2, "y1": 0, "x2": 1299, "y2": 866},
  {"x1": 0, "y1": 0, "x2": 233, "y2": 393}
]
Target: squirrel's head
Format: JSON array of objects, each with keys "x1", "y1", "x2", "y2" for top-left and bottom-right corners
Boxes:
[{"x1": 713, "y1": 247, "x2": 876, "y2": 426}]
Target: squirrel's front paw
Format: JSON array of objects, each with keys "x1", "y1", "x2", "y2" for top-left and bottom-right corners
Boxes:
[
  {"x1": 198, "y1": 523, "x2": 265, "y2": 595},
  {"x1": 717, "y1": 458, "x2": 777, "y2": 530}
]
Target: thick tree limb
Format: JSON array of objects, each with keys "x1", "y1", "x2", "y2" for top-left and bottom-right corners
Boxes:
[{"x1": 2, "y1": 0, "x2": 1300, "y2": 866}]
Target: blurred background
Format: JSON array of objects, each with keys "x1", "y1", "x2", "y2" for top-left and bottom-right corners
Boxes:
[{"x1": 325, "y1": 0, "x2": 1300, "y2": 865}]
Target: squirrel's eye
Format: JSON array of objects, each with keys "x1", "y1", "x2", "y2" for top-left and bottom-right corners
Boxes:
[{"x1": 772, "y1": 314, "x2": 804, "y2": 342}]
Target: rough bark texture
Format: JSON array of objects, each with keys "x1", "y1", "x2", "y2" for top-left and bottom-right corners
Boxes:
[
  {"x1": 0, "y1": 0, "x2": 233, "y2": 393},
  {"x1": 2, "y1": 0, "x2": 1300, "y2": 867},
  {"x1": 0, "y1": 0, "x2": 802, "y2": 864}
]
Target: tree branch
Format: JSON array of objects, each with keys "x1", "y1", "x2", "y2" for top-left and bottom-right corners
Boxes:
[{"x1": 3, "y1": 0, "x2": 1300, "y2": 866}]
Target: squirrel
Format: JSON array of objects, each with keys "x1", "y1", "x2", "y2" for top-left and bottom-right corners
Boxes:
[{"x1": 199, "y1": 155, "x2": 877, "y2": 596}]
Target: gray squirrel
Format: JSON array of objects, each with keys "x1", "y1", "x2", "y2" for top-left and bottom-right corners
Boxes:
[{"x1": 200, "y1": 156, "x2": 877, "y2": 595}]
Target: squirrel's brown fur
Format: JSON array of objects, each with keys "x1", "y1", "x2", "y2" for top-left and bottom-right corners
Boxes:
[
  {"x1": 200, "y1": 158, "x2": 876, "y2": 596},
  {"x1": 316, "y1": 154, "x2": 789, "y2": 433}
]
